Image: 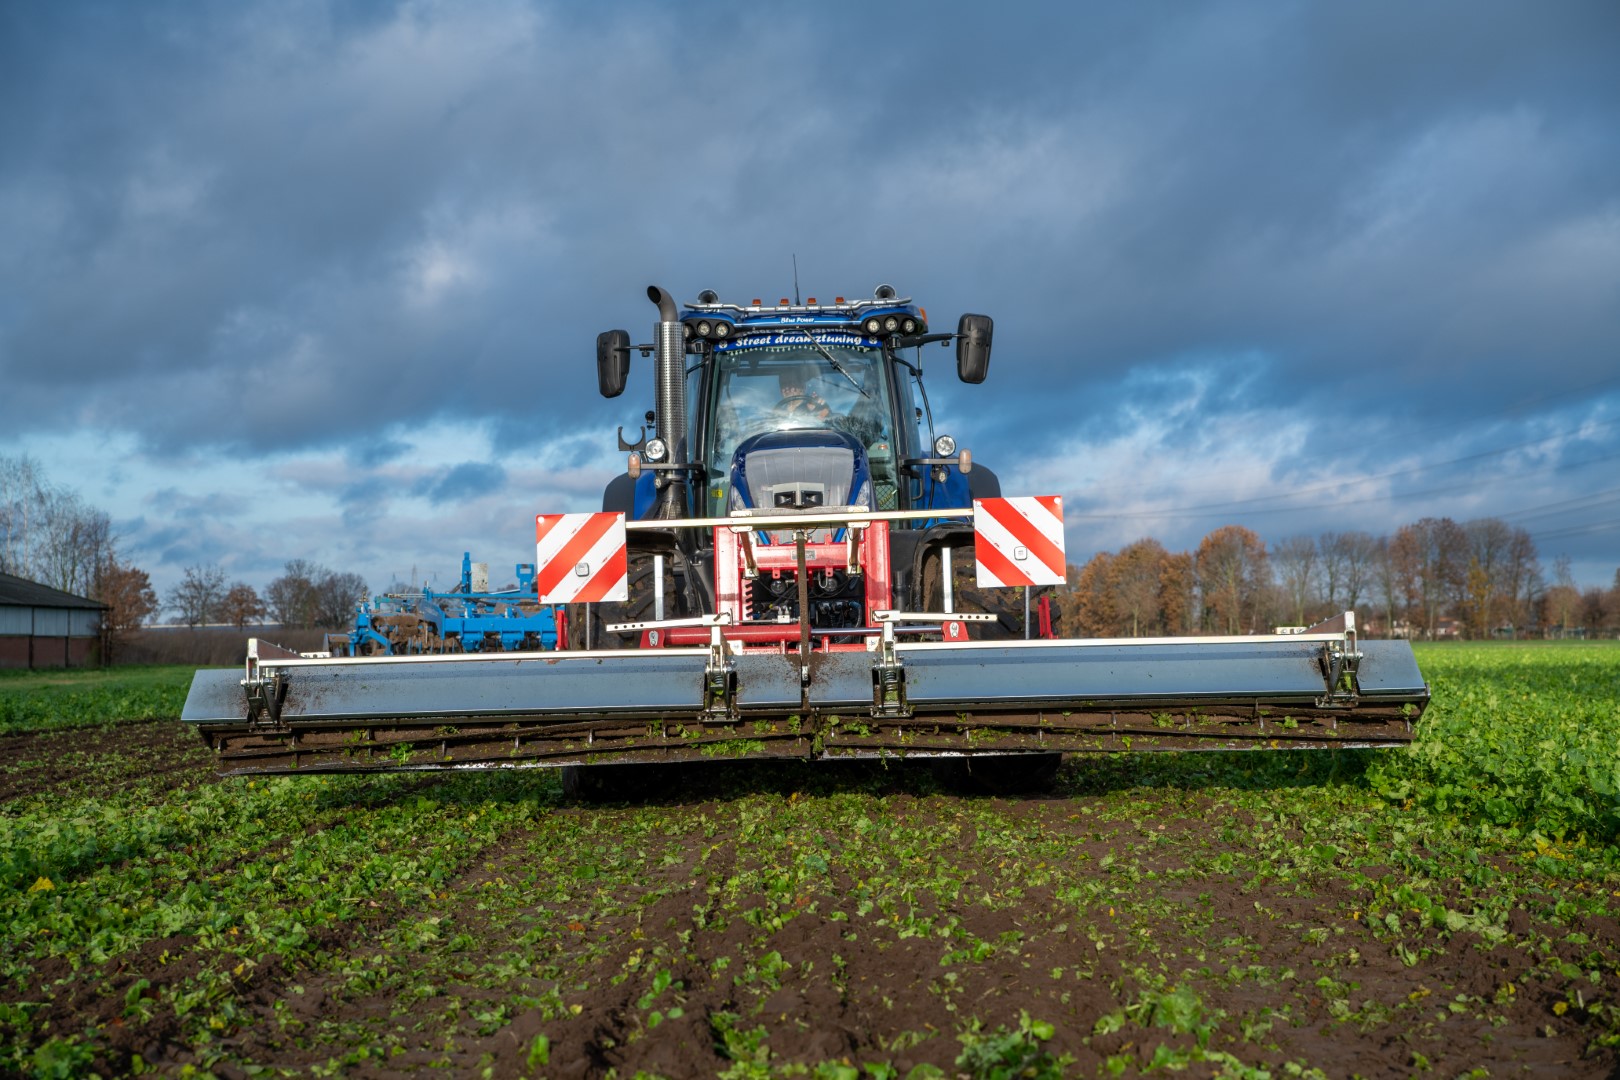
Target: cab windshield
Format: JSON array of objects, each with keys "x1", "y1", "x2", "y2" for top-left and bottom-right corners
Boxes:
[{"x1": 701, "y1": 332, "x2": 899, "y2": 514}]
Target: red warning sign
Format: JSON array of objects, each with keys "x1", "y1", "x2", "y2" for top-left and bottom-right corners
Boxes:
[
  {"x1": 534, "y1": 512, "x2": 628, "y2": 604},
  {"x1": 972, "y1": 496, "x2": 1065, "y2": 588}
]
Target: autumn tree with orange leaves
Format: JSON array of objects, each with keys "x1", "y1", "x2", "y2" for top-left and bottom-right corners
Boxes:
[
  {"x1": 1195, "y1": 525, "x2": 1269, "y2": 634},
  {"x1": 1069, "y1": 539, "x2": 1198, "y2": 637}
]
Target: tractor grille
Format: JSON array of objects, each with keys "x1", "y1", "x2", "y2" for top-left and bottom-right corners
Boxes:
[{"x1": 743, "y1": 445, "x2": 855, "y2": 510}]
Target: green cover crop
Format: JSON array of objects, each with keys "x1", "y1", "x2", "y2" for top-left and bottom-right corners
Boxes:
[{"x1": 1, "y1": 644, "x2": 1616, "y2": 1077}]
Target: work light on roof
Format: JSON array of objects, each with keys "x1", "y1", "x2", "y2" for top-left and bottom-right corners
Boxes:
[{"x1": 683, "y1": 316, "x2": 733, "y2": 341}]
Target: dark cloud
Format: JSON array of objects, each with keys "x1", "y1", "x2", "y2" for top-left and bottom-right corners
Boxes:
[
  {"x1": 415, "y1": 462, "x2": 507, "y2": 505},
  {"x1": 2, "y1": 0, "x2": 1617, "y2": 585},
  {"x1": 348, "y1": 439, "x2": 412, "y2": 468}
]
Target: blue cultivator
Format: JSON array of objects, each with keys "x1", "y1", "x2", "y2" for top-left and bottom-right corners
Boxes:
[{"x1": 324, "y1": 553, "x2": 560, "y2": 657}]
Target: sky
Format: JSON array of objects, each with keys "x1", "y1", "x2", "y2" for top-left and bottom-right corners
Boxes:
[{"x1": 2, "y1": 0, "x2": 1618, "y2": 601}]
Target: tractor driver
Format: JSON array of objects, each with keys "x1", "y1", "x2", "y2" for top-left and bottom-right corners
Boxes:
[
  {"x1": 773, "y1": 363, "x2": 885, "y2": 448},
  {"x1": 774, "y1": 365, "x2": 831, "y2": 421}
]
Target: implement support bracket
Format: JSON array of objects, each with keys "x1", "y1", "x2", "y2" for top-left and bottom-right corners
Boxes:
[
  {"x1": 241, "y1": 639, "x2": 295, "y2": 733},
  {"x1": 1305, "y1": 612, "x2": 1363, "y2": 708},
  {"x1": 868, "y1": 610, "x2": 996, "y2": 719}
]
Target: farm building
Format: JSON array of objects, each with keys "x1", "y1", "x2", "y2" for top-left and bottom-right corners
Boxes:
[{"x1": 0, "y1": 572, "x2": 106, "y2": 669}]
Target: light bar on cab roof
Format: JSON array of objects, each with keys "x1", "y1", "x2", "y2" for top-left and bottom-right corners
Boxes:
[{"x1": 680, "y1": 288, "x2": 928, "y2": 337}]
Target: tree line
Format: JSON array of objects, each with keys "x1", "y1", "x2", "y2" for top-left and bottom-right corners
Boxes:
[
  {"x1": 167, "y1": 559, "x2": 368, "y2": 630},
  {"x1": 2, "y1": 455, "x2": 367, "y2": 652},
  {"x1": 1059, "y1": 518, "x2": 1620, "y2": 639}
]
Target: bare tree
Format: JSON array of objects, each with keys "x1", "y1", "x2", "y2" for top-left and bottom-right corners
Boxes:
[
  {"x1": 169, "y1": 564, "x2": 228, "y2": 627},
  {"x1": 1373, "y1": 535, "x2": 1403, "y2": 637},
  {"x1": 1338, "y1": 531, "x2": 1378, "y2": 613},
  {"x1": 35, "y1": 491, "x2": 113, "y2": 597},
  {"x1": 1460, "y1": 518, "x2": 1515, "y2": 638},
  {"x1": 266, "y1": 559, "x2": 323, "y2": 628},
  {"x1": 1272, "y1": 535, "x2": 1319, "y2": 627},
  {"x1": 1390, "y1": 518, "x2": 1467, "y2": 638},
  {"x1": 1580, "y1": 588, "x2": 1606, "y2": 634},
  {"x1": 265, "y1": 560, "x2": 368, "y2": 629},
  {"x1": 0, "y1": 454, "x2": 48, "y2": 576},
  {"x1": 218, "y1": 582, "x2": 267, "y2": 630},
  {"x1": 1498, "y1": 527, "x2": 1540, "y2": 637},
  {"x1": 1540, "y1": 555, "x2": 1582, "y2": 637},
  {"x1": 1603, "y1": 568, "x2": 1620, "y2": 638},
  {"x1": 0, "y1": 455, "x2": 114, "y2": 596},
  {"x1": 316, "y1": 571, "x2": 369, "y2": 628},
  {"x1": 1318, "y1": 530, "x2": 1347, "y2": 610}
]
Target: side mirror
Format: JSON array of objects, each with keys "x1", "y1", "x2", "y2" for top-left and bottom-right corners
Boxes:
[
  {"x1": 955, "y1": 314, "x2": 992, "y2": 384},
  {"x1": 596, "y1": 330, "x2": 631, "y2": 398}
]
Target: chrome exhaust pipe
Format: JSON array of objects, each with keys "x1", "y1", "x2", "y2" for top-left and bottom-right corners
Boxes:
[{"x1": 647, "y1": 286, "x2": 688, "y2": 519}]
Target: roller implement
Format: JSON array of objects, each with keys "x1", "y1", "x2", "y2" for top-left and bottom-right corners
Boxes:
[{"x1": 184, "y1": 285, "x2": 1428, "y2": 776}]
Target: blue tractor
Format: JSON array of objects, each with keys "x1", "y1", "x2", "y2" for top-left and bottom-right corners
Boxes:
[{"x1": 576, "y1": 284, "x2": 1054, "y2": 647}]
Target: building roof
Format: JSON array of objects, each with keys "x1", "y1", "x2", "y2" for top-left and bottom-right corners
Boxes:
[{"x1": 0, "y1": 572, "x2": 108, "y2": 610}]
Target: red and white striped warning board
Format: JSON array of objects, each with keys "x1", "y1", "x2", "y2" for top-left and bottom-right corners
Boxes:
[
  {"x1": 534, "y1": 513, "x2": 628, "y2": 604},
  {"x1": 973, "y1": 496, "x2": 1066, "y2": 588}
]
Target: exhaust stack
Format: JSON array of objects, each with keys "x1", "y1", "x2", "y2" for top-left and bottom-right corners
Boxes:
[{"x1": 647, "y1": 285, "x2": 688, "y2": 519}]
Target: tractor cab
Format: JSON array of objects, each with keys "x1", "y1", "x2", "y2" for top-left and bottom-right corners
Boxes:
[
  {"x1": 700, "y1": 334, "x2": 897, "y2": 516},
  {"x1": 598, "y1": 286, "x2": 991, "y2": 525}
]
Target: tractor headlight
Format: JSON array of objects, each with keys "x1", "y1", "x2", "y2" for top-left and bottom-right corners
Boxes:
[
  {"x1": 902, "y1": 317, "x2": 917, "y2": 334},
  {"x1": 714, "y1": 322, "x2": 729, "y2": 338},
  {"x1": 727, "y1": 483, "x2": 746, "y2": 513},
  {"x1": 697, "y1": 320, "x2": 712, "y2": 338},
  {"x1": 864, "y1": 317, "x2": 882, "y2": 335},
  {"x1": 851, "y1": 479, "x2": 873, "y2": 509},
  {"x1": 933, "y1": 434, "x2": 957, "y2": 458},
  {"x1": 884, "y1": 316, "x2": 899, "y2": 333},
  {"x1": 644, "y1": 438, "x2": 668, "y2": 463}
]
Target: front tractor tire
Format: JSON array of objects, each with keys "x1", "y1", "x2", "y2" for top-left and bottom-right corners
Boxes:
[
  {"x1": 920, "y1": 545, "x2": 1061, "y2": 640},
  {"x1": 562, "y1": 550, "x2": 683, "y2": 799},
  {"x1": 932, "y1": 752, "x2": 1064, "y2": 795}
]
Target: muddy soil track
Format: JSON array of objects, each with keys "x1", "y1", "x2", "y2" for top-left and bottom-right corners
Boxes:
[
  {"x1": 0, "y1": 717, "x2": 215, "y2": 802},
  {"x1": 3, "y1": 723, "x2": 1617, "y2": 1078}
]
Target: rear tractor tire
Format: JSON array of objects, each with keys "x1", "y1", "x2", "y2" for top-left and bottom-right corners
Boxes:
[
  {"x1": 920, "y1": 545, "x2": 1061, "y2": 641},
  {"x1": 566, "y1": 550, "x2": 683, "y2": 651}
]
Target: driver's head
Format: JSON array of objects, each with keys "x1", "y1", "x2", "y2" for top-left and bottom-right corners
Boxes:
[{"x1": 778, "y1": 365, "x2": 816, "y2": 398}]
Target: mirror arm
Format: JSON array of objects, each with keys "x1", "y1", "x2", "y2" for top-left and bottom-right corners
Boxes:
[{"x1": 894, "y1": 332, "x2": 954, "y2": 349}]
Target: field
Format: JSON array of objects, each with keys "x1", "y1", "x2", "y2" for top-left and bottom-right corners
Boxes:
[{"x1": 1, "y1": 643, "x2": 1617, "y2": 1078}]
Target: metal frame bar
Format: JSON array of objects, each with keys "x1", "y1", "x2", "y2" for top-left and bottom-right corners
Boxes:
[{"x1": 625, "y1": 507, "x2": 970, "y2": 531}]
